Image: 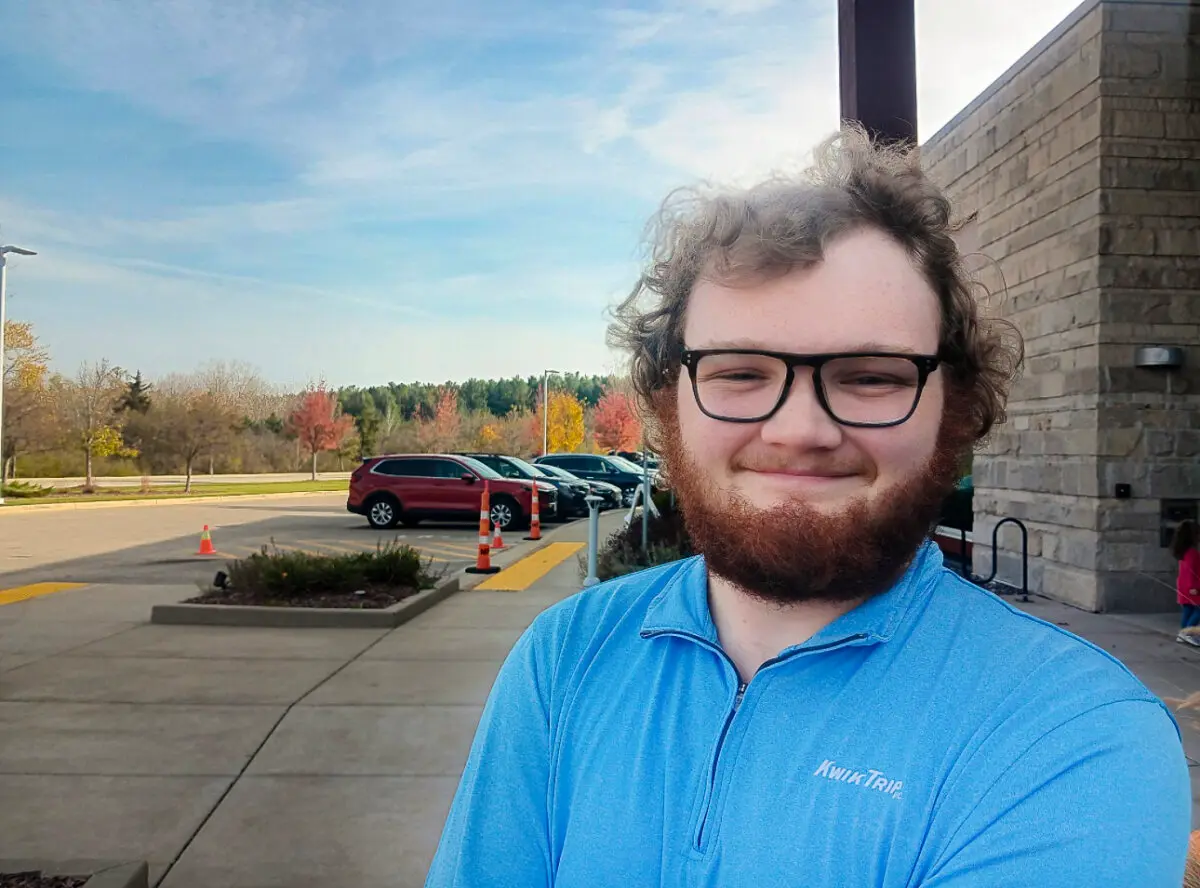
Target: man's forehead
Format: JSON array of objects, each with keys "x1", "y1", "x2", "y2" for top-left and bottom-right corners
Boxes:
[{"x1": 684, "y1": 237, "x2": 941, "y2": 351}]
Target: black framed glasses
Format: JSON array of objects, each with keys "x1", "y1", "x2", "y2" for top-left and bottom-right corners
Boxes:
[{"x1": 680, "y1": 348, "x2": 941, "y2": 428}]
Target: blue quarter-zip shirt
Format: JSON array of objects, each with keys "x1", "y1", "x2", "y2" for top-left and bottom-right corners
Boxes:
[{"x1": 426, "y1": 542, "x2": 1191, "y2": 886}]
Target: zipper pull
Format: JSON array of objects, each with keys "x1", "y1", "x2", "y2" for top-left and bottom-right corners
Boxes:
[{"x1": 733, "y1": 681, "x2": 747, "y2": 711}]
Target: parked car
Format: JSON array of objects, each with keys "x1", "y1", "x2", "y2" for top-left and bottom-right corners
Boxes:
[
  {"x1": 534, "y1": 462, "x2": 624, "y2": 511},
  {"x1": 347, "y1": 453, "x2": 558, "y2": 531},
  {"x1": 454, "y1": 452, "x2": 589, "y2": 520},
  {"x1": 610, "y1": 450, "x2": 661, "y2": 472},
  {"x1": 534, "y1": 453, "x2": 651, "y2": 506}
]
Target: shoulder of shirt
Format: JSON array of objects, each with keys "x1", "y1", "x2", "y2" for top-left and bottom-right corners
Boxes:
[
  {"x1": 919, "y1": 563, "x2": 1166, "y2": 710},
  {"x1": 516, "y1": 557, "x2": 698, "y2": 654}
]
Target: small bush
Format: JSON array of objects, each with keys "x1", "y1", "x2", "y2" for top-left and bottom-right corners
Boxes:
[
  {"x1": 586, "y1": 503, "x2": 693, "y2": 582},
  {"x1": 1, "y1": 480, "x2": 54, "y2": 499},
  {"x1": 227, "y1": 539, "x2": 442, "y2": 598}
]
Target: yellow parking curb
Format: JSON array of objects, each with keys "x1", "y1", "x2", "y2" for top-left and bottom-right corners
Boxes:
[
  {"x1": 0, "y1": 582, "x2": 89, "y2": 607},
  {"x1": 474, "y1": 542, "x2": 584, "y2": 591}
]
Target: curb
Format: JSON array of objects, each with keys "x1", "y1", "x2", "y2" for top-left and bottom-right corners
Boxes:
[
  {"x1": 0, "y1": 490, "x2": 345, "y2": 515},
  {"x1": 0, "y1": 860, "x2": 148, "y2": 888},
  {"x1": 455, "y1": 516, "x2": 591, "y2": 590},
  {"x1": 150, "y1": 575, "x2": 462, "y2": 629}
]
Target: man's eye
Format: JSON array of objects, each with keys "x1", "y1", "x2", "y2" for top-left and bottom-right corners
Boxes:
[
  {"x1": 710, "y1": 371, "x2": 767, "y2": 382},
  {"x1": 843, "y1": 376, "x2": 907, "y2": 387}
]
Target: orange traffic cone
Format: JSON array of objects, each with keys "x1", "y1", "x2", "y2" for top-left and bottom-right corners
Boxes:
[
  {"x1": 466, "y1": 482, "x2": 500, "y2": 575},
  {"x1": 524, "y1": 483, "x2": 542, "y2": 541},
  {"x1": 197, "y1": 525, "x2": 217, "y2": 556},
  {"x1": 491, "y1": 522, "x2": 506, "y2": 550}
]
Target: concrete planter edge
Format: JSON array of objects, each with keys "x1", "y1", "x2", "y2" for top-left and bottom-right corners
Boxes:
[{"x1": 149, "y1": 575, "x2": 462, "y2": 628}]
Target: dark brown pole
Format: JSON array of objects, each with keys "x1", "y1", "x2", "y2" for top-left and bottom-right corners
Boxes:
[{"x1": 838, "y1": 0, "x2": 918, "y2": 145}]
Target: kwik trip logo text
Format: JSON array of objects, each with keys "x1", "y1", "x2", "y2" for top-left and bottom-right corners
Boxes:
[{"x1": 813, "y1": 760, "x2": 904, "y2": 800}]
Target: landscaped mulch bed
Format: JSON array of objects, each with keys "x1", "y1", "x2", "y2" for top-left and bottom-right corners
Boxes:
[
  {"x1": 182, "y1": 586, "x2": 420, "y2": 609},
  {"x1": 0, "y1": 873, "x2": 88, "y2": 888}
]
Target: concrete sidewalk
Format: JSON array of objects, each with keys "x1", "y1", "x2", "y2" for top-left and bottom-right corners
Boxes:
[
  {"x1": 0, "y1": 513, "x2": 619, "y2": 887},
  {"x1": 1, "y1": 518, "x2": 1197, "y2": 886},
  {"x1": 1004, "y1": 592, "x2": 1200, "y2": 822}
]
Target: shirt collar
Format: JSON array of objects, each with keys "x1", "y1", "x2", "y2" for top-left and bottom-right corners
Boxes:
[{"x1": 639, "y1": 540, "x2": 945, "y2": 650}]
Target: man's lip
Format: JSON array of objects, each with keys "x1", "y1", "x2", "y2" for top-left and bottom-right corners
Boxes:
[{"x1": 744, "y1": 469, "x2": 856, "y2": 479}]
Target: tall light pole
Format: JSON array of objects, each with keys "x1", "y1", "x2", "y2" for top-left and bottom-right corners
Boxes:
[
  {"x1": 0, "y1": 245, "x2": 37, "y2": 505},
  {"x1": 541, "y1": 369, "x2": 560, "y2": 456}
]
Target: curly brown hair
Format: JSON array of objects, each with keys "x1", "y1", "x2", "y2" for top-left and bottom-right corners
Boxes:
[{"x1": 606, "y1": 122, "x2": 1023, "y2": 449}]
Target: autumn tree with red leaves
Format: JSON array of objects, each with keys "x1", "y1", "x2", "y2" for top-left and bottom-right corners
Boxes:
[
  {"x1": 288, "y1": 384, "x2": 355, "y2": 479},
  {"x1": 592, "y1": 384, "x2": 642, "y2": 452},
  {"x1": 418, "y1": 386, "x2": 462, "y2": 452}
]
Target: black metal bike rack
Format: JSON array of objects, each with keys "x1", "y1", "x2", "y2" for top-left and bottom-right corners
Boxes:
[{"x1": 956, "y1": 517, "x2": 1031, "y2": 603}]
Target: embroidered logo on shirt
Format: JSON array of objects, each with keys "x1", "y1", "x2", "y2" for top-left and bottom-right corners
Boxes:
[{"x1": 813, "y1": 760, "x2": 903, "y2": 800}]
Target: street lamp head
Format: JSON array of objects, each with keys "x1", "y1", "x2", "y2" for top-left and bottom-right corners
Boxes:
[{"x1": 0, "y1": 246, "x2": 36, "y2": 256}]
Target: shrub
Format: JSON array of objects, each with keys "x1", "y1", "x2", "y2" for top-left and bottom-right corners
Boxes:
[
  {"x1": 227, "y1": 539, "x2": 442, "y2": 598},
  {"x1": 587, "y1": 502, "x2": 693, "y2": 582},
  {"x1": 1, "y1": 480, "x2": 53, "y2": 499}
]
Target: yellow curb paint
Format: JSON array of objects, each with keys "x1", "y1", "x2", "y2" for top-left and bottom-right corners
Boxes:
[
  {"x1": 475, "y1": 542, "x2": 585, "y2": 592},
  {"x1": 0, "y1": 582, "x2": 89, "y2": 607}
]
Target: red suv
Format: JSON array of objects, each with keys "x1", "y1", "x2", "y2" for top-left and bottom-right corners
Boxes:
[{"x1": 348, "y1": 453, "x2": 558, "y2": 531}]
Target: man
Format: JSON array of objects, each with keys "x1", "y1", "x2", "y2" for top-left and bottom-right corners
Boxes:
[{"x1": 425, "y1": 126, "x2": 1191, "y2": 886}]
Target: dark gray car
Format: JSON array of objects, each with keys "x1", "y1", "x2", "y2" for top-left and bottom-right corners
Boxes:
[{"x1": 534, "y1": 453, "x2": 651, "y2": 507}]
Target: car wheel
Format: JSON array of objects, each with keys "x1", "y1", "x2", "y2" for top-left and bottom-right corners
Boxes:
[
  {"x1": 490, "y1": 496, "x2": 522, "y2": 531},
  {"x1": 366, "y1": 495, "x2": 400, "y2": 529}
]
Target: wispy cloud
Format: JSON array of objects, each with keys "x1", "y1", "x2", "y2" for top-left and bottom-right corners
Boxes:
[{"x1": 0, "y1": 0, "x2": 1085, "y2": 385}]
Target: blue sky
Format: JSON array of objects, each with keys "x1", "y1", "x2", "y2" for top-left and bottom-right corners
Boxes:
[{"x1": 1, "y1": 0, "x2": 1083, "y2": 389}]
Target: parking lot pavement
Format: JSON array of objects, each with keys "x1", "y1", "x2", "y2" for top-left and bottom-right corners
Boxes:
[
  {"x1": 0, "y1": 513, "x2": 614, "y2": 887},
  {"x1": 0, "y1": 495, "x2": 494, "y2": 591}
]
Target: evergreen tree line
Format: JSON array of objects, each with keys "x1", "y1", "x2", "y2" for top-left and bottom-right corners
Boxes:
[{"x1": 335, "y1": 373, "x2": 607, "y2": 426}]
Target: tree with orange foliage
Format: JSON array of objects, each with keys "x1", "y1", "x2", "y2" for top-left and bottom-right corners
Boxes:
[
  {"x1": 593, "y1": 384, "x2": 642, "y2": 452},
  {"x1": 419, "y1": 386, "x2": 462, "y2": 451},
  {"x1": 288, "y1": 384, "x2": 355, "y2": 480}
]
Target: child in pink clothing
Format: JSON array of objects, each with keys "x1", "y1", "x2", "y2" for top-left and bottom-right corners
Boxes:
[{"x1": 1172, "y1": 519, "x2": 1200, "y2": 645}]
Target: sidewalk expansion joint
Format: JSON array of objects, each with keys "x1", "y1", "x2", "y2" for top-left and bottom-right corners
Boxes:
[{"x1": 155, "y1": 622, "x2": 416, "y2": 884}]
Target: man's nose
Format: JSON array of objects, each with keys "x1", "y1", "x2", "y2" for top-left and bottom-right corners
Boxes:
[{"x1": 757, "y1": 370, "x2": 845, "y2": 449}]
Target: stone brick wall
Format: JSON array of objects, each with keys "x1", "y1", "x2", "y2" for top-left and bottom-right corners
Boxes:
[
  {"x1": 923, "y1": 0, "x2": 1200, "y2": 611},
  {"x1": 1094, "y1": 0, "x2": 1200, "y2": 609}
]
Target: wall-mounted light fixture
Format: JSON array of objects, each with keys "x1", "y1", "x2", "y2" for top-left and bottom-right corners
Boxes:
[{"x1": 1134, "y1": 346, "x2": 1185, "y2": 370}]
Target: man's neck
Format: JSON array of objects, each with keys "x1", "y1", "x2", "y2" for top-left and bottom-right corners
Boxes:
[{"x1": 707, "y1": 573, "x2": 863, "y2": 684}]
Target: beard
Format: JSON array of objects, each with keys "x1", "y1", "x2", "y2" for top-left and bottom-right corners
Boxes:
[{"x1": 654, "y1": 390, "x2": 975, "y2": 607}]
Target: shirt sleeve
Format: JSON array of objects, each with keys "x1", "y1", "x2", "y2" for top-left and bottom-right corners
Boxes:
[
  {"x1": 424, "y1": 621, "x2": 556, "y2": 888},
  {"x1": 919, "y1": 699, "x2": 1191, "y2": 887}
]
